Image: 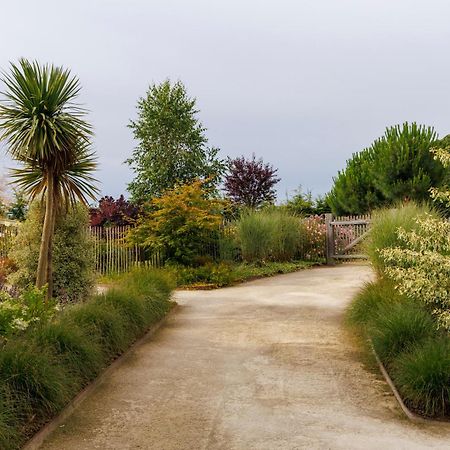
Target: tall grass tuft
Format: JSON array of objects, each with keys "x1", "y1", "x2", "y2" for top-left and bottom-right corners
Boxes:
[
  {"x1": 0, "y1": 387, "x2": 19, "y2": 450},
  {"x1": 392, "y1": 338, "x2": 450, "y2": 417},
  {"x1": 30, "y1": 320, "x2": 105, "y2": 384},
  {"x1": 0, "y1": 341, "x2": 72, "y2": 415},
  {"x1": 235, "y1": 208, "x2": 301, "y2": 262},
  {"x1": 369, "y1": 300, "x2": 436, "y2": 363},
  {"x1": 346, "y1": 278, "x2": 404, "y2": 327},
  {"x1": 365, "y1": 202, "x2": 436, "y2": 273}
]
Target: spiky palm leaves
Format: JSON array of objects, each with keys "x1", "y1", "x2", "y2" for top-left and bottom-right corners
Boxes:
[{"x1": 0, "y1": 59, "x2": 98, "y2": 293}]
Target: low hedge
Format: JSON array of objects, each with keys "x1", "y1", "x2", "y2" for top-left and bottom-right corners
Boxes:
[
  {"x1": 346, "y1": 279, "x2": 450, "y2": 418},
  {"x1": 0, "y1": 268, "x2": 175, "y2": 450}
]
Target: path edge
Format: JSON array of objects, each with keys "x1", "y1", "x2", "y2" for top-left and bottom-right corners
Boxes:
[{"x1": 23, "y1": 304, "x2": 178, "y2": 450}]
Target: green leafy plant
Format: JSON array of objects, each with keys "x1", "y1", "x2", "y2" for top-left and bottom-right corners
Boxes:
[
  {"x1": 0, "y1": 287, "x2": 56, "y2": 338},
  {"x1": 8, "y1": 202, "x2": 95, "y2": 303},
  {"x1": 129, "y1": 179, "x2": 224, "y2": 265}
]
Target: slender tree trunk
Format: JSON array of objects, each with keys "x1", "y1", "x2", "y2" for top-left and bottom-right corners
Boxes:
[
  {"x1": 36, "y1": 172, "x2": 55, "y2": 291},
  {"x1": 46, "y1": 198, "x2": 57, "y2": 299}
]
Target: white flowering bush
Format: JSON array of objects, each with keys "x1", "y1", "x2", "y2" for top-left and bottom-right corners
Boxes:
[
  {"x1": 380, "y1": 215, "x2": 450, "y2": 329},
  {"x1": 430, "y1": 147, "x2": 450, "y2": 207},
  {"x1": 0, "y1": 287, "x2": 57, "y2": 340},
  {"x1": 379, "y1": 146, "x2": 450, "y2": 330}
]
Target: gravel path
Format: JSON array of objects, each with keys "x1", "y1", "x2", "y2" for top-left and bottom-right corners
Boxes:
[{"x1": 41, "y1": 265, "x2": 450, "y2": 449}]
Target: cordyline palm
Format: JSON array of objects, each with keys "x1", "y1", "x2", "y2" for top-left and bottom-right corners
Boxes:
[{"x1": 0, "y1": 59, "x2": 98, "y2": 295}]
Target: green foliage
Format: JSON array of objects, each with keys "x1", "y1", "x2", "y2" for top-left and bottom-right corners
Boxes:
[
  {"x1": 8, "y1": 202, "x2": 95, "y2": 303},
  {"x1": 0, "y1": 287, "x2": 56, "y2": 338},
  {"x1": 30, "y1": 320, "x2": 104, "y2": 383},
  {"x1": 235, "y1": 208, "x2": 301, "y2": 262},
  {"x1": 392, "y1": 338, "x2": 450, "y2": 417},
  {"x1": 129, "y1": 180, "x2": 224, "y2": 265},
  {"x1": 0, "y1": 340, "x2": 72, "y2": 415},
  {"x1": 0, "y1": 58, "x2": 98, "y2": 294},
  {"x1": 365, "y1": 202, "x2": 435, "y2": 274},
  {"x1": 126, "y1": 80, "x2": 225, "y2": 202},
  {"x1": 346, "y1": 278, "x2": 405, "y2": 327},
  {"x1": 328, "y1": 123, "x2": 445, "y2": 215},
  {"x1": 6, "y1": 189, "x2": 27, "y2": 221},
  {"x1": 0, "y1": 268, "x2": 173, "y2": 449},
  {"x1": 369, "y1": 300, "x2": 436, "y2": 363},
  {"x1": 171, "y1": 261, "x2": 314, "y2": 288},
  {"x1": 347, "y1": 277, "x2": 449, "y2": 418},
  {"x1": 381, "y1": 214, "x2": 450, "y2": 330},
  {"x1": 285, "y1": 187, "x2": 331, "y2": 216}
]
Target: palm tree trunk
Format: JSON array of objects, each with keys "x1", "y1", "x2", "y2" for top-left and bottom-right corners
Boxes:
[
  {"x1": 36, "y1": 172, "x2": 55, "y2": 291},
  {"x1": 46, "y1": 198, "x2": 57, "y2": 298}
]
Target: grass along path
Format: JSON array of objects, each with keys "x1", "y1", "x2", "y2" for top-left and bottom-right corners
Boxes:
[{"x1": 41, "y1": 265, "x2": 450, "y2": 449}]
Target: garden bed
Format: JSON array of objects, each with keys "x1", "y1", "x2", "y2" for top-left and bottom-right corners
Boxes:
[
  {"x1": 0, "y1": 269, "x2": 175, "y2": 450},
  {"x1": 346, "y1": 279, "x2": 450, "y2": 420},
  {"x1": 168, "y1": 260, "x2": 320, "y2": 289}
]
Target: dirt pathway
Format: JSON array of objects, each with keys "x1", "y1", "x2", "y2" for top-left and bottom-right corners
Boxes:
[{"x1": 41, "y1": 265, "x2": 450, "y2": 449}]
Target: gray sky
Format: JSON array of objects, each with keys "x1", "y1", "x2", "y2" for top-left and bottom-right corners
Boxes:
[{"x1": 1, "y1": 0, "x2": 450, "y2": 201}]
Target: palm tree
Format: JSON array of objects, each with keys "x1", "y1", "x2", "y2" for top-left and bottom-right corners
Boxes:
[{"x1": 0, "y1": 59, "x2": 98, "y2": 294}]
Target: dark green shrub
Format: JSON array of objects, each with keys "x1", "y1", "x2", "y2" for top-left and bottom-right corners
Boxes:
[
  {"x1": 8, "y1": 203, "x2": 95, "y2": 303},
  {"x1": 30, "y1": 320, "x2": 104, "y2": 383},
  {"x1": 392, "y1": 338, "x2": 450, "y2": 417},
  {"x1": 328, "y1": 123, "x2": 445, "y2": 215},
  {"x1": 365, "y1": 202, "x2": 436, "y2": 274},
  {"x1": 370, "y1": 301, "x2": 436, "y2": 364}
]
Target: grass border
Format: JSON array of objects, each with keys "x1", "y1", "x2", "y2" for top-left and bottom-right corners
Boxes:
[
  {"x1": 23, "y1": 304, "x2": 177, "y2": 450},
  {"x1": 369, "y1": 340, "x2": 450, "y2": 424}
]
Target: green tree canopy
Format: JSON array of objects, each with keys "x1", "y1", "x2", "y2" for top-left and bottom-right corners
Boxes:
[
  {"x1": 327, "y1": 123, "x2": 446, "y2": 215},
  {"x1": 126, "y1": 80, "x2": 225, "y2": 203}
]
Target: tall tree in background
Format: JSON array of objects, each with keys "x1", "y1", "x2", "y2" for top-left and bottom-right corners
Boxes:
[
  {"x1": 224, "y1": 154, "x2": 280, "y2": 208},
  {"x1": 126, "y1": 80, "x2": 225, "y2": 203},
  {"x1": 0, "y1": 59, "x2": 98, "y2": 295},
  {"x1": 327, "y1": 123, "x2": 446, "y2": 215}
]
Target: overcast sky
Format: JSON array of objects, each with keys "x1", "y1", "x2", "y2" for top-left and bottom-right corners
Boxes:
[{"x1": 1, "y1": 0, "x2": 450, "y2": 201}]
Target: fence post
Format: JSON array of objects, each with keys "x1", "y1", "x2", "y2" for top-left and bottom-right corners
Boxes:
[{"x1": 325, "y1": 213, "x2": 335, "y2": 265}]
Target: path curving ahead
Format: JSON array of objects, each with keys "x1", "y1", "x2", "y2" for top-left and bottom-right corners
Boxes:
[{"x1": 41, "y1": 265, "x2": 450, "y2": 449}]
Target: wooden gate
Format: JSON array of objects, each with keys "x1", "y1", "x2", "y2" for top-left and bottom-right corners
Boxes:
[{"x1": 324, "y1": 213, "x2": 371, "y2": 264}]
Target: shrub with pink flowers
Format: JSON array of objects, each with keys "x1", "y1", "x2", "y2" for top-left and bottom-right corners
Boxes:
[{"x1": 301, "y1": 215, "x2": 326, "y2": 260}]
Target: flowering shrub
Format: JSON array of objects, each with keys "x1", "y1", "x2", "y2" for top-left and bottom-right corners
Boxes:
[
  {"x1": 301, "y1": 215, "x2": 326, "y2": 259},
  {"x1": 0, "y1": 287, "x2": 57, "y2": 340},
  {"x1": 380, "y1": 215, "x2": 450, "y2": 330}
]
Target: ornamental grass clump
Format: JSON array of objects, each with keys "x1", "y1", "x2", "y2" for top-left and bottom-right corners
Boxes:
[
  {"x1": 235, "y1": 208, "x2": 301, "y2": 262},
  {"x1": 365, "y1": 202, "x2": 436, "y2": 274},
  {"x1": 345, "y1": 278, "x2": 404, "y2": 328},
  {"x1": 369, "y1": 300, "x2": 436, "y2": 363},
  {"x1": 392, "y1": 338, "x2": 450, "y2": 417}
]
